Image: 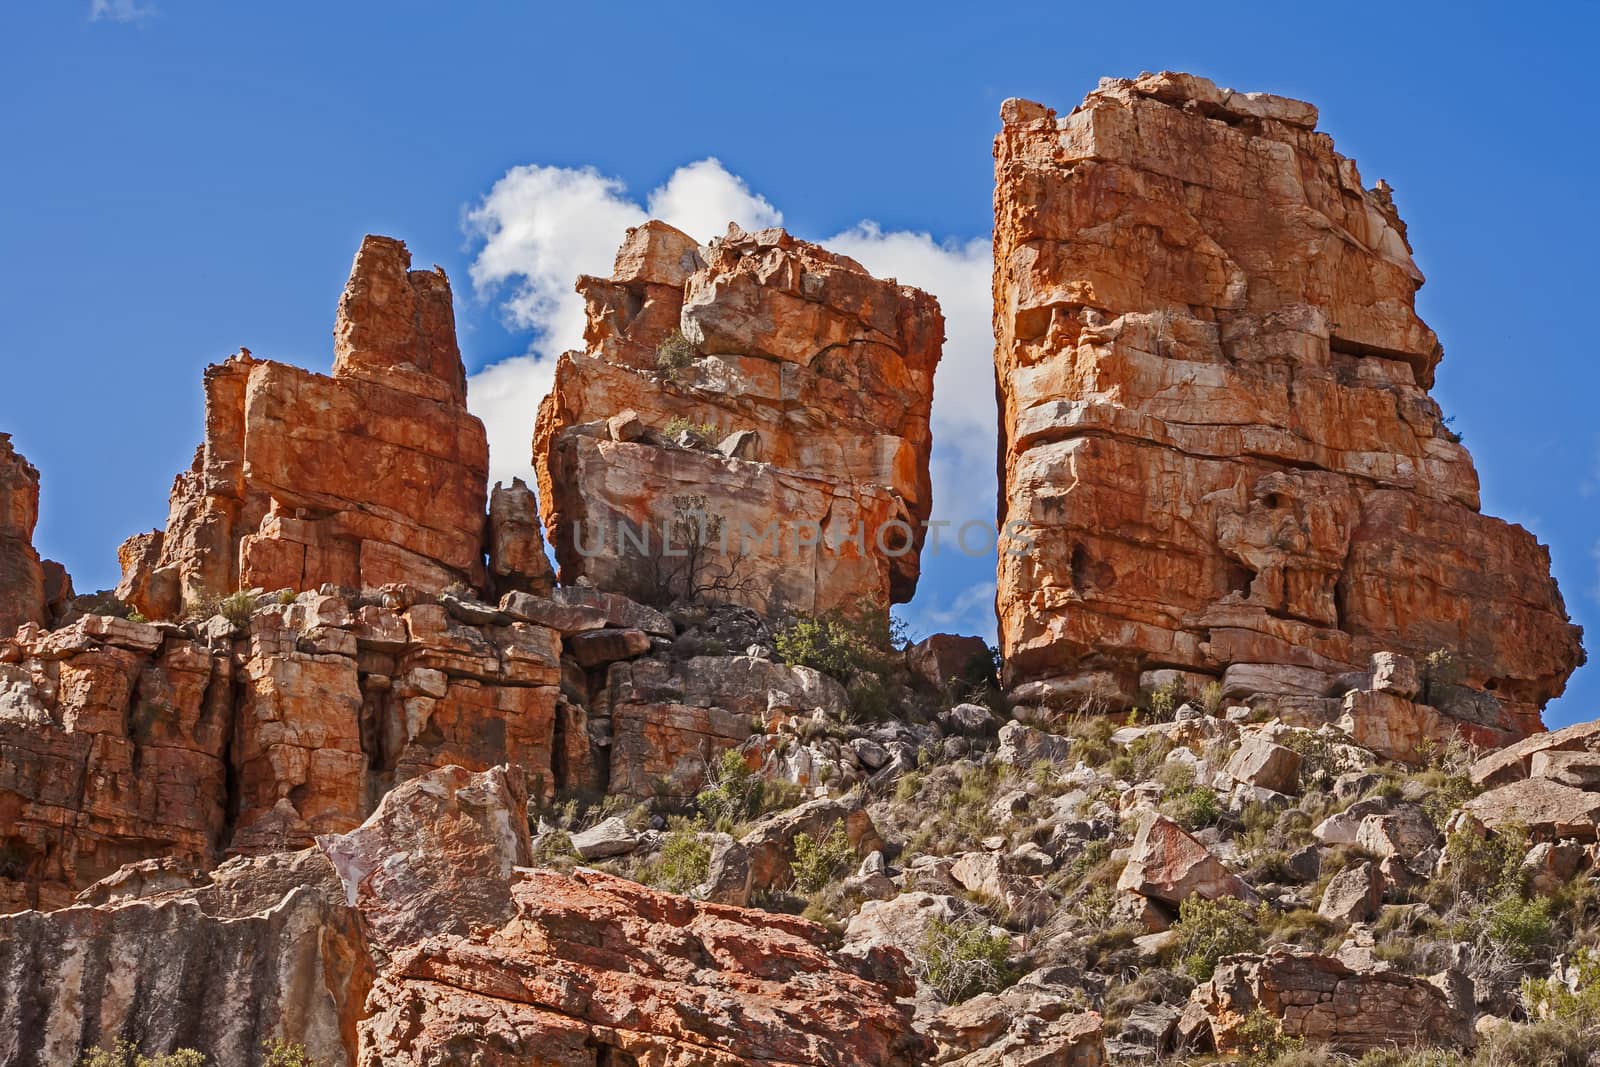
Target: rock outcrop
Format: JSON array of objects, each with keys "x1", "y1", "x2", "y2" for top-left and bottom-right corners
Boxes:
[
  {"x1": 0, "y1": 436, "x2": 48, "y2": 637},
  {"x1": 117, "y1": 236, "x2": 491, "y2": 619},
  {"x1": 993, "y1": 72, "x2": 1584, "y2": 742},
  {"x1": 0, "y1": 587, "x2": 565, "y2": 909},
  {"x1": 1183, "y1": 947, "x2": 1472, "y2": 1052},
  {"x1": 0, "y1": 765, "x2": 931, "y2": 1067},
  {"x1": 535, "y1": 222, "x2": 943, "y2": 613}
]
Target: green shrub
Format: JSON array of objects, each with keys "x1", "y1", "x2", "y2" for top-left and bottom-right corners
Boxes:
[
  {"x1": 918, "y1": 916, "x2": 1013, "y2": 1003},
  {"x1": 791, "y1": 821, "x2": 855, "y2": 894},
  {"x1": 1173, "y1": 895, "x2": 1261, "y2": 981},
  {"x1": 1524, "y1": 946, "x2": 1600, "y2": 1025},
  {"x1": 80, "y1": 1043, "x2": 207, "y2": 1067},
  {"x1": 219, "y1": 590, "x2": 258, "y2": 626},
  {"x1": 261, "y1": 1042, "x2": 320, "y2": 1067},
  {"x1": 773, "y1": 603, "x2": 906, "y2": 720},
  {"x1": 655, "y1": 328, "x2": 698, "y2": 374},
  {"x1": 1356, "y1": 1050, "x2": 1466, "y2": 1067},
  {"x1": 1471, "y1": 1018, "x2": 1600, "y2": 1066},
  {"x1": 1143, "y1": 678, "x2": 1186, "y2": 722},
  {"x1": 1199, "y1": 680, "x2": 1226, "y2": 716},
  {"x1": 1106, "y1": 732, "x2": 1174, "y2": 782},
  {"x1": 1487, "y1": 893, "x2": 1556, "y2": 961},
  {"x1": 531, "y1": 828, "x2": 576, "y2": 866},
  {"x1": 1234, "y1": 1008, "x2": 1303, "y2": 1065},
  {"x1": 643, "y1": 828, "x2": 710, "y2": 895},
  {"x1": 1158, "y1": 765, "x2": 1221, "y2": 830},
  {"x1": 696, "y1": 749, "x2": 767, "y2": 832}
]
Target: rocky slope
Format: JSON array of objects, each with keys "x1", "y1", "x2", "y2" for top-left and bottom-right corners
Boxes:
[{"x1": 993, "y1": 72, "x2": 1584, "y2": 741}]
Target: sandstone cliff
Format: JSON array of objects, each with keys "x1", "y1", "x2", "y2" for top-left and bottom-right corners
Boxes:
[
  {"x1": 117, "y1": 237, "x2": 499, "y2": 619},
  {"x1": 993, "y1": 72, "x2": 1584, "y2": 743},
  {"x1": 0, "y1": 436, "x2": 47, "y2": 636},
  {"x1": 535, "y1": 222, "x2": 943, "y2": 613}
]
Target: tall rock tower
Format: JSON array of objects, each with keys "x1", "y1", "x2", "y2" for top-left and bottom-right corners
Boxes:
[{"x1": 993, "y1": 73, "x2": 1583, "y2": 743}]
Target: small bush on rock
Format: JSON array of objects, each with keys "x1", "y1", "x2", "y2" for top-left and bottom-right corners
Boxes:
[
  {"x1": 81, "y1": 1044, "x2": 207, "y2": 1067},
  {"x1": 643, "y1": 827, "x2": 710, "y2": 895},
  {"x1": 791, "y1": 821, "x2": 854, "y2": 894},
  {"x1": 918, "y1": 916, "x2": 1014, "y2": 1004},
  {"x1": 1173, "y1": 895, "x2": 1261, "y2": 980},
  {"x1": 655, "y1": 329, "x2": 698, "y2": 375}
]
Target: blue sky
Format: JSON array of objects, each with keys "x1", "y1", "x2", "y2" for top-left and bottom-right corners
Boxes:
[{"x1": 2, "y1": 2, "x2": 1594, "y2": 724}]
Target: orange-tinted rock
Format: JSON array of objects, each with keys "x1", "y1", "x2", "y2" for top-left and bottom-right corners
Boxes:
[
  {"x1": 486, "y1": 477, "x2": 556, "y2": 597},
  {"x1": 0, "y1": 435, "x2": 47, "y2": 637},
  {"x1": 993, "y1": 73, "x2": 1584, "y2": 739},
  {"x1": 0, "y1": 588, "x2": 566, "y2": 907},
  {"x1": 120, "y1": 236, "x2": 490, "y2": 619},
  {"x1": 535, "y1": 223, "x2": 943, "y2": 613}
]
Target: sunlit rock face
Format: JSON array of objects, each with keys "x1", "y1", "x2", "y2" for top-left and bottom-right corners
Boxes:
[
  {"x1": 993, "y1": 72, "x2": 1584, "y2": 739},
  {"x1": 117, "y1": 235, "x2": 490, "y2": 620},
  {"x1": 0, "y1": 435, "x2": 47, "y2": 636},
  {"x1": 535, "y1": 221, "x2": 944, "y2": 614}
]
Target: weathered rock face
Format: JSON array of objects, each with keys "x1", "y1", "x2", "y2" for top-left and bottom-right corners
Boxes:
[
  {"x1": 535, "y1": 222, "x2": 943, "y2": 613},
  {"x1": 0, "y1": 435, "x2": 47, "y2": 637},
  {"x1": 118, "y1": 236, "x2": 491, "y2": 619},
  {"x1": 597, "y1": 651, "x2": 844, "y2": 800},
  {"x1": 0, "y1": 848, "x2": 368, "y2": 1067},
  {"x1": 993, "y1": 72, "x2": 1584, "y2": 740},
  {"x1": 1183, "y1": 947, "x2": 1471, "y2": 1052},
  {"x1": 0, "y1": 588, "x2": 563, "y2": 909},
  {"x1": 0, "y1": 765, "x2": 930, "y2": 1067}
]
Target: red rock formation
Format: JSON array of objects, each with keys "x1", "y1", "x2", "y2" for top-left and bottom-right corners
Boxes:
[
  {"x1": 535, "y1": 222, "x2": 943, "y2": 613},
  {"x1": 993, "y1": 73, "x2": 1584, "y2": 739},
  {"x1": 0, "y1": 587, "x2": 565, "y2": 908},
  {"x1": 0, "y1": 765, "x2": 931, "y2": 1067},
  {"x1": 118, "y1": 236, "x2": 490, "y2": 619},
  {"x1": 0, "y1": 435, "x2": 47, "y2": 636}
]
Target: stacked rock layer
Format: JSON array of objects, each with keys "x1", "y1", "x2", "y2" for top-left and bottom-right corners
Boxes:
[{"x1": 993, "y1": 72, "x2": 1584, "y2": 738}]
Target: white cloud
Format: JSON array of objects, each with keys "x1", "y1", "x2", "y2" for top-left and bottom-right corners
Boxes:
[
  {"x1": 645, "y1": 159, "x2": 782, "y2": 244},
  {"x1": 463, "y1": 160, "x2": 1000, "y2": 635},
  {"x1": 464, "y1": 158, "x2": 790, "y2": 489},
  {"x1": 89, "y1": 0, "x2": 154, "y2": 22},
  {"x1": 467, "y1": 355, "x2": 558, "y2": 492}
]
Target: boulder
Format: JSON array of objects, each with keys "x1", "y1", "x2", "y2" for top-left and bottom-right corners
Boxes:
[
  {"x1": 1464, "y1": 777, "x2": 1600, "y2": 840},
  {"x1": 907, "y1": 633, "x2": 993, "y2": 692},
  {"x1": 569, "y1": 816, "x2": 640, "y2": 860},
  {"x1": 1318, "y1": 861, "x2": 1383, "y2": 924},
  {"x1": 486, "y1": 478, "x2": 556, "y2": 597},
  {"x1": 996, "y1": 720, "x2": 1071, "y2": 766},
  {"x1": 993, "y1": 74, "x2": 1582, "y2": 736},
  {"x1": 1116, "y1": 813, "x2": 1258, "y2": 909},
  {"x1": 1225, "y1": 733, "x2": 1302, "y2": 793},
  {"x1": 1471, "y1": 719, "x2": 1600, "y2": 787}
]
